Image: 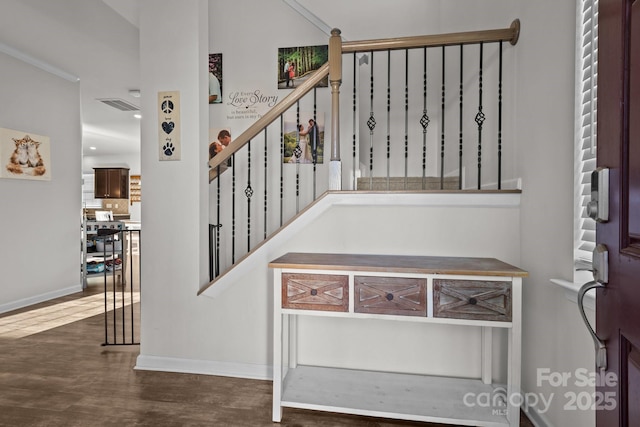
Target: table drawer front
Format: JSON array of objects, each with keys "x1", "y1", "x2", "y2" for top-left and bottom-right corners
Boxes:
[
  {"x1": 433, "y1": 279, "x2": 512, "y2": 322},
  {"x1": 354, "y1": 276, "x2": 427, "y2": 316},
  {"x1": 282, "y1": 273, "x2": 349, "y2": 312}
]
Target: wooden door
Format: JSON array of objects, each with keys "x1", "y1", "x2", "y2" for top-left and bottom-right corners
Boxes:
[{"x1": 597, "y1": 0, "x2": 640, "y2": 425}]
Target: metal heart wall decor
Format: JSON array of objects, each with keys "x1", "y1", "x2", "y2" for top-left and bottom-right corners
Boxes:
[{"x1": 162, "y1": 121, "x2": 175, "y2": 134}]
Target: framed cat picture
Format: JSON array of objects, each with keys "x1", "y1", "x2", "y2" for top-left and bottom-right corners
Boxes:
[{"x1": 0, "y1": 127, "x2": 51, "y2": 181}]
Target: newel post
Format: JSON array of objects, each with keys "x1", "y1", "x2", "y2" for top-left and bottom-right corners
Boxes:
[{"x1": 329, "y1": 28, "x2": 342, "y2": 190}]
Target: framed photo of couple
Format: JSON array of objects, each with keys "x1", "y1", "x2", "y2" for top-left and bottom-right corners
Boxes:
[
  {"x1": 277, "y1": 45, "x2": 328, "y2": 90},
  {"x1": 282, "y1": 111, "x2": 325, "y2": 165}
]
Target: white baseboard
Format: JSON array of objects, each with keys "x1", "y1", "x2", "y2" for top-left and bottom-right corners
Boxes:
[
  {"x1": 524, "y1": 406, "x2": 554, "y2": 427},
  {"x1": 135, "y1": 354, "x2": 272, "y2": 381},
  {"x1": 0, "y1": 284, "x2": 83, "y2": 315}
]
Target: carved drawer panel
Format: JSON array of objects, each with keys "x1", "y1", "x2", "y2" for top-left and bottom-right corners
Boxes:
[
  {"x1": 354, "y1": 276, "x2": 427, "y2": 316},
  {"x1": 282, "y1": 273, "x2": 349, "y2": 312},
  {"x1": 433, "y1": 279, "x2": 512, "y2": 322}
]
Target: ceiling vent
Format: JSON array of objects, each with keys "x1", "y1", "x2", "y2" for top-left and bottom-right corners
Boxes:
[{"x1": 97, "y1": 98, "x2": 140, "y2": 111}]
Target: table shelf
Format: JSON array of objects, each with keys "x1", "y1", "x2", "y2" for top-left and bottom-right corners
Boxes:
[{"x1": 281, "y1": 365, "x2": 509, "y2": 426}]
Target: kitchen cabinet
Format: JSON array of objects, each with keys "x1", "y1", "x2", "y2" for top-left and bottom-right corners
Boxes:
[
  {"x1": 94, "y1": 167, "x2": 129, "y2": 199},
  {"x1": 269, "y1": 252, "x2": 528, "y2": 426}
]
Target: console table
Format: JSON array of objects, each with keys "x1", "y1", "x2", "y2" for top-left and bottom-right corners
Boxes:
[{"x1": 269, "y1": 253, "x2": 527, "y2": 426}]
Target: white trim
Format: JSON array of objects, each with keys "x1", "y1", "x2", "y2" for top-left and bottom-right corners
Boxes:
[
  {"x1": 550, "y1": 278, "x2": 596, "y2": 311},
  {"x1": 135, "y1": 354, "x2": 272, "y2": 381},
  {"x1": 0, "y1": 284, "x2": 83, "y2": 315},
  {"x1": 0, "y1": 42, "x2": 79, "y2": 82},
  {"x1": 523, "y1": 405, "x2": 554, "y2": 427},
  {"x1": 281, "y1": 0, "x2": 334, "y2": 37}
]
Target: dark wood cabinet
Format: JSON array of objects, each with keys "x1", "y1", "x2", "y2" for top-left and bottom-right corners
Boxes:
[{"x1": 94, "y1": 168, "x2": 129, "y2": 199}]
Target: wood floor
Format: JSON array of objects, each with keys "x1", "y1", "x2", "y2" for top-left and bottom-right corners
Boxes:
[{"x1": 0, "y1": 286, "x2": 535, "y2": 426}]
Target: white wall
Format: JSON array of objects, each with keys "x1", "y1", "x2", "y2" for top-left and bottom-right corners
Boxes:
[
  {"x1": 138, "y1": 193, "x2": 521, "y2": 382},
  {"x1": 136, "y1": 1, "x2": 596, "y2": 426},
  {"x1": 136, "y1": 0, "x2": 522, "y2": 378},
  {"x1": 0, "y1": 0, "x2": 592, "y2": 425},
  {"x1": 137, "y1": 0, "x2": 210, "y2": 359},
  {"x1": 514, "y1": 0, "x2": 596, "y2": 426},
  {"x1": 0, "y1": 52, "x2": 82, "y2": 313}
]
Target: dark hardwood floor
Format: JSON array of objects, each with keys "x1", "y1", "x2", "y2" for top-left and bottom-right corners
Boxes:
[{"x1": 0, "y1": 285, "x2": 535, "y2": 426}]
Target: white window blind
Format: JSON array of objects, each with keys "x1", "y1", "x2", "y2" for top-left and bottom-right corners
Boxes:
[{"x1": 575, "y1": 0, "x2": 598, "y2": 264}]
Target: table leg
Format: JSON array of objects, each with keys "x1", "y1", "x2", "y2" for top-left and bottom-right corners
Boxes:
[
  {"x1": 481, "y1": 326, "x2": 492, "y2": 384},
  {"x1": 507, "y1": 278, "x2": 522, "y2": 426},
  {"x1": 272, "y1": 268, "x2": 283, "y2": 422}
]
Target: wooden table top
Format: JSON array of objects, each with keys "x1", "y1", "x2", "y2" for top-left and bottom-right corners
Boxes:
[{"x1": 269, "y1": 253, "x2": 528, "y2": 277}]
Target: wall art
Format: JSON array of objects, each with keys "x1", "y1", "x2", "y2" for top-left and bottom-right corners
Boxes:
[
  {"x1": 209, "y1": 53, "x2": 223, "y2": 104},
  {"x1": 208, "y1": 127, "x2": 232, "y2": 161},
  {"x1": 278, "y1": 45, "x2": 328, "y2": 89},
  {"x1": 0, "y1": 127, "x2": 51, "y2": 181},
  {"x1": 282, "y1": 111, "x2": 325, "y2": 164},
  {"x1": 158, "y1": 90, "x2": 181, "y2": 161}
]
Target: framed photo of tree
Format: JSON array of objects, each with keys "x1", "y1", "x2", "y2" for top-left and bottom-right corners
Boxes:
[{"x1": 278, "y1": 45, "x2": 328, "y2": 89}]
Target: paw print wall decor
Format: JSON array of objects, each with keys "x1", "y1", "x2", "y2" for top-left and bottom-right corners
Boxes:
[
  {"x1": 158, "y1": 91, "x2": 181, "y2": 161},
  {"x1": 163, "y1": 142, "x2": 175, "y2": 156}
]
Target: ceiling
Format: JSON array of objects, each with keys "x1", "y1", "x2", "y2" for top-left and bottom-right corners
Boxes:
[{"x1": 0, "y1": 0, "x2": 141, "y2": 157}]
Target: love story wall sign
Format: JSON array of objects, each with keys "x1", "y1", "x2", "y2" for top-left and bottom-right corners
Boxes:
[
  {"x1": 158, "y1": 90, "x2": 181, "y2": 161},
  {"x1": 225, "y1": 89, "x2": 278, "y2": 121}
]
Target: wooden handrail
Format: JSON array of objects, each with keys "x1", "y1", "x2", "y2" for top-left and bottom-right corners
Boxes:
[
  {"x1": 208, "y1": 19, "x2": 520, "y2": 178},
  {"x1": 342, "y1": 19, "x2": 520, "y2": 53},
  {"x1": 209, "y1": 62, "x2": 330, "y2": 171}
]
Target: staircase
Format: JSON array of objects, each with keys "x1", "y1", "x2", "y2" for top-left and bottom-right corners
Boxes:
[{"x1": 205, "y1": 20, "x2": 521, "y2": 290}]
